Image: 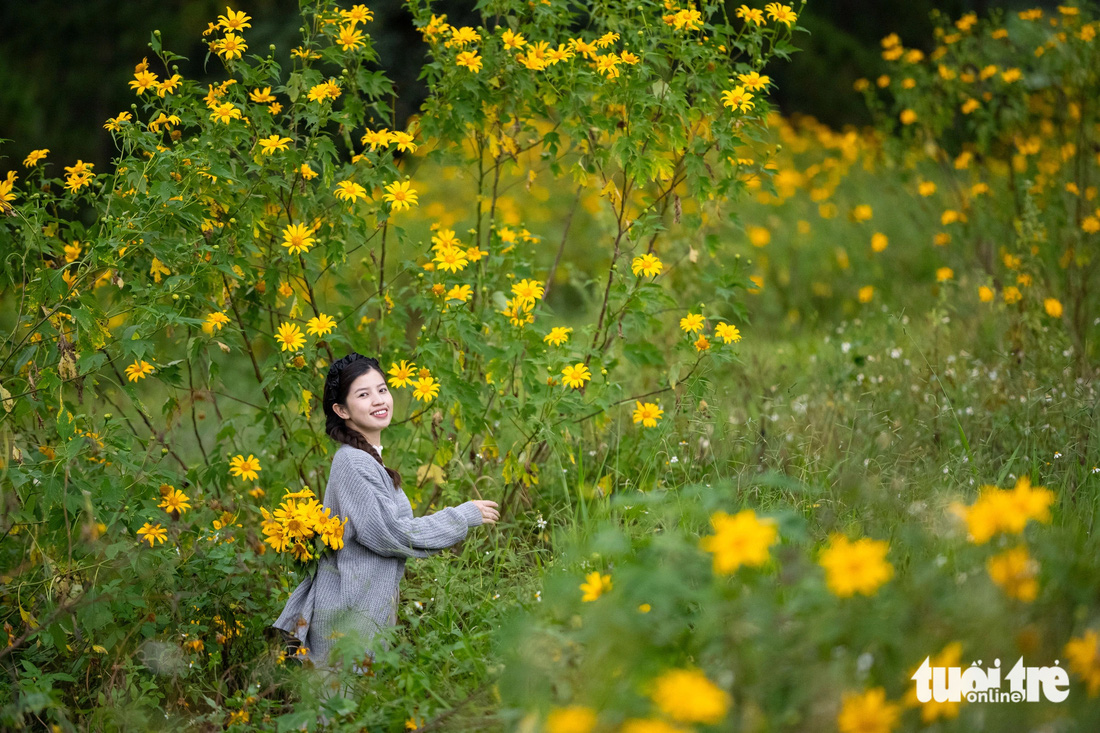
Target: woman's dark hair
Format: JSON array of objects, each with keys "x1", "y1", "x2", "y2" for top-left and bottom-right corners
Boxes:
[{"x1": 323, "y1": 352, "x2": 401, "y2": 490}]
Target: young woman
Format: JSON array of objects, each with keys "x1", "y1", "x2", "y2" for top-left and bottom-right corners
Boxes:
[{"x1": 272, "y1": 352, "x2": 499, "y2": 674}]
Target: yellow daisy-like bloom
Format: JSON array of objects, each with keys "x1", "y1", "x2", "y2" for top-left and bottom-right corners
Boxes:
[
  {"x1": 936, "y1": 267, "x2": 954, "y2": 282},
  {"x1": 129, "y1": 69, "x2": 159, "y2": 95},
  {"x1": 632, "y1": 401, "x2": 664, "y2": 427},
  {"x1": 699, "y1": 509, "x2": 778, "y2": 574},
  {"x1": 218, "y1": 7, "x2": 252, "y2": 31},
  {"x1": 693, "y1": 334, "x2": 711, "y2": 352},
  {"x1": 136, "y1": 522, "x2": 168, "y2": 547},
  {"x1": 204, "y1": 311, "x2": 231, "y2": 334},
  {"x1": 445, "y1": 284, "x2": 472, "y2": 302},
  {"x1": 337, "y1": 24, "x2": 365, "y2": 51},
  {"x1": 543, "y1": 326, "x2": 573, "y2": 346},
  {"x1": 412, "y1": 376, "x2": 441, "y2": 402},
  {"x1": 23, "y1": 149, "x2": 49, "y2": 168},
  {"x1": 837, "y1": 687, "x2": 900, "y2": 733},
  {"x1": 382, "y1": 180, "x2": 418, "y2": 211},
  {"x1": 258, "y1": 134, "x2": 292, "y2": 155},
  {"x1": 299, "y1": 163, "x2": 318, "y2": 180},
  {"x1": 649, "y1": 668, "x2": 730, "y2": 725},
  {"x1": 679, "y1": 312, "x2": 705, "y2": 333},
  {"x1": 281, "y1": 223, "x2": 316, "y2": 256},
  {"x1": 720, "y1": 86, "x2": 754, "y2": 113},
  {"x1": 765, "y1": 2, "x2": 797, "y2": 25},
  {"x1": 388, "y1": 360, "x2": 417, "y2": 388},
  {"x1": 632, "y1": 253, "x2": 663, "y2": 277},
  {"x1": 306, "y1": 313, "x2": 337, "y2": 337},
  {"x1": 209, "y1": 102, "x2": 243, "y2": 124},
  {"x1": 502, "y1": 29, "x2": 526, "y2": 50},
  {"x1": 737, "y1": 71, "x2": 770, "y2": 91},
  {"x1": 545, "y1": 706, "x2": 597, "y2": 733},
  {"x1": 229, "y1": 453, "x2": 262, "y2": 481},
  {"x1": 512, "y1": 278, "x2": 545, "y2": 308},
  {"x1": 579, "y1": 571, "x2": 611, "y2": 601},
  {"x1": 455, "y1": 50, "x2": 483, "y2": 73},
  {"x1": 1064, "y1": 629, "x2": 1100, "y2": 697},
  {"x1": 125, "y1": 359, "x2": 156, "y2": 382},
  {"x1": 390, "y1": 131, "x2": 417, "y2": 153},
  {"x1": 216, "y1": 32, "x2": 248, "y2": 60},
  {"x1": 307, "y1": 80, "x2": 342, "y2": 103},
  {"x1": 334, "y1": 180, "x2": 368, "y2": 203},
  {"x1": 561, "y1": 363, "x2": 592, "y2": 389},
  {"x1": 818, "y1": 534, "x2": 894, "y2": 597},
  {"x1": 714, "y1": 322, "x2": 741, "y2": 344},
  {"x1": 433, "y1": 245, "x2": 469, "y2": 273},
  {"x1": 900, "y1": 109, "x2": 918, "y2": 125},
  {"x1": 275, "y1": 322, "x2": 306, "y2": 352},
  {"x1": 249, "y1": 86, "x2": 276, "y2": 103},
  {"x1": 360, "y1": 128, "x2": 392, "y2": 151},
  {"x1": 431, "y1": 228, "x2": 461, "y2": 250},
  {"x1": 1044, "y1": 298, "x2": 1063, "y2": 317},
  {"x1": 736, "y1": 4, "x2": 765, "y2": 24},
  {"x1": 159, "y1": 488, "x2": 192, "y2": 516},
  {"x1": 104, "y1": 112, "x2": 133, "y2": 131},
  {"x1": 986, "y1": 545, "x2": 1039, "y2": 602}
]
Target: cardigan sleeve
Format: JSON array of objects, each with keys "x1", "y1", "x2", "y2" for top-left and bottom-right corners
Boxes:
[{"x1": 335, "y1": 452, "x2": 483, "y2": 559}]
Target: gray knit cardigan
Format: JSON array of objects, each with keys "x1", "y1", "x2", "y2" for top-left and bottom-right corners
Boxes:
[{"x1": 272, "y1": 443, "x2": 483, "y2": 671}]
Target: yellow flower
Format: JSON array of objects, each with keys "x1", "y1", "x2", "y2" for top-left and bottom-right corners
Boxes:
[
  {"x1": 455, "y1": 50, "x2": 483, "y2": 73},
  {"x1": 217, "y1": 7, "x2": 252, "y2": 31},
  {"x1": 23, "y1": 149, "x2": 49, "y2": 168},
  {"x1": 299, "y1": 163, "x2": 318, "y2": 180},
  {"x1": 129, "y1": 69, "x2": 159, "y2": 95},
  {"x1": 1003, "y1": 285, "x2": 1022, "y2": 304},
  {"x1": 987, "y1": 545, "x2": 1039, "y2": 602},
  {"x1": 360, "y1": 128, "x2": 392, "y2": 151},
  {"x1": 900, "y1": 109, "x2": 917, "y2": 125},
  {"x1": 502, "y1": 29, "x2": 526, "y2": 50},
  {"x1": 306, "y1": 313, "x2": 336, "y2": 336},
  {"x1": 342, "y1": 4, "x2": 374, "y2": 25},
  {"x1": 858, "y1": 285, "x2": 875, "y2": 303},
  {"x1": 852, "y1": 204, "x2": 873, "y2": 222},
  {"x1": 632, "y1": 253, "x2": 663, "y2": 277},
  {"x1": 765, "y1": 2, "x2": 797, "y2": 26},
  {"x1": 679, "y1": 312, "x2": 705, "y2": 333},
  {"x1": 736, "y1": 5, "x2": 765, "y2": 24},
  {"x1": 282, "y1": 223, "x2": 316, "y2": 255},
  {"x1": 714, "y1": 322, "x2": 741, "y2": 344},
  {"x1": 545, "y1": 706, "x2": 597, "y2": 733},
  {"x1": 1064, "y1": 630, "x2": 1100, "y2": 697},
  {"x1": 649, "y1": 668, "x2": 730, "y2": 725},
  {"x1": 871, "y1": 232, "x2": 888, "y2": 252},
  {"x1": 125, "y1": 359, "x2": 156, "y2": 382},
  {"x1": 512, "y1": 278, "x2": 545, "y2": 308},
  {"x1": 579, "y1": 571, "x2": 611, "y2": 601},
  {"x1": 334, "y1": 180, "x2": 368, "y2": 203},
  {"x1": 1044, "y1": 298, "x2": 1063, "y2": 317},
  {"x1": 215, "y1": 32, "x2": 248, "y2": 60},
  {"x1": 433, "y1": 245, "x2": 469, "y2": 273},
  {"x1": 104, "y1": 112, "x2": 133, "y2": 131},
  {"x1": 337, "y1": 24, "x2": 365, "y2": 51},
  {"x1": 699, "y1": 509, "x2": 777, "y2": 574},
  {"x1": 307, "y1": 79, "x2": 342, "y2": 103},
  {"x1": 543, "y1": 326, "x2": 573, "y2": 346},
  {"x1": 209, "y1": 102, "x2": 243, "y2": 124},
  {"x1": 275, "y1": 322, "x2": 306, "y2": 351},
  {"x1": 136, "y1": 522, "x2": 168, "y2": 547},
  {"x1": 737, "y1": 71, "x2": 770, "y2": 91},
  {"x1": 978, "y1": 285, "x2": 994, "y2": 303},
  {"x1": 159, "y1": 489, "x2": 192, "y2": 516},
  {"x1": 388, "y1": 360, "x2": 417, "y2": 388},
  {"x1": 720, "y1": 86, "x2": 754, "y2": 113},
  {"x1": 412, "y1": 376, "x2": 441, "y2": 402},
  {"x1": 693, "y1": 334, "x2": 711, "y2": 352},
  {"x1": 258, "y1": 134, "x2": 292, "y2": 155},
  {"x1": 204, "y1": 311, "x2": 231, "y2": 334},
  {"x1": 390, "y1": 131, "x2": 417, "y2": 153},
  {"x1": 936, "y1": 267, "x2": 954, "y2": 282},
  {"x1": 445, "y1": 284, "x2": 472, "y2": 302},
  {"x1": 632, "y1": 401, "x2": 664, "y2": 428},
  {"x1": 837, "y1": 687, "x2": 900, "y2": 733},
  {"x1": 249, "y1": 87, "x2": 276, "y2": 103},
  {"x1": 382, "y1": 180, "x2": 418, "y2": 211},
  {"x1": 918, "y1": 180, "x2": 937, "y2": 197},
  {"x1": 561, "y1": 363, "x2": 592, "y2": 389},
  {"x1": 818, "y1": 534, "x2": 894, "y2": 597},
  {"x1": 229, "y1": 454, "x2": 262, "y2": 484}
]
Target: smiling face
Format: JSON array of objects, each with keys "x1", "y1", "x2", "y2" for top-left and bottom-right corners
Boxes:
[{"x1": 332, "y1": 367, "x2": 393, "y2": 447}]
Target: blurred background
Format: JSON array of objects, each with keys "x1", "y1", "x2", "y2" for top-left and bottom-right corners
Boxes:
[{"x1": 0, "y1": 0, "x2": 1047, "y2": 172}]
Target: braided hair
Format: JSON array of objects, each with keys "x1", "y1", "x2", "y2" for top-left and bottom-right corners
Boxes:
[{"x1": 323, "y1": 352, "x2": 402, "y2": 490}]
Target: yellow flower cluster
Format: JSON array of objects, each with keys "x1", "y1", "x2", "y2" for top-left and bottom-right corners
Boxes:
[
  {"x1": 208, "y1": 7, "x2": 251, "y2": 61},
  {"x1": 954, "y1": 476, "x2": 1055, "y2": 544},
  {"x1": 260, "y1": 488, "x2": 347, "y2": 562}
]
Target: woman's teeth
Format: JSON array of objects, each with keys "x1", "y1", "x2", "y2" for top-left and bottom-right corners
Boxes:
[{"x1": 371, "y1": 409, "x2": 388, "y2": 417}]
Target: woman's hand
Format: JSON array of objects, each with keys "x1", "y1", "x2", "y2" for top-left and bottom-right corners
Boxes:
[{"x1": 471, "y1": 500, "x2": 500, "y2": 525}]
